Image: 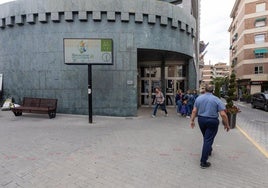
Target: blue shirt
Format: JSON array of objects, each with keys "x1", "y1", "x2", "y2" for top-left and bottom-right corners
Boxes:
[{"x1": 194, "y1": 93, "x2": 225, "y2": 118}]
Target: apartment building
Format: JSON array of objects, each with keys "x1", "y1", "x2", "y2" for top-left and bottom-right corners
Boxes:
[
  {"x1": 201, "y1": 64, "x2": 214, "y2": 85},
  {"x1": 200, "y1": 63, "x2": 230, "y2": 85},
  {"x1": 229, "y1": 0, "x2": 268, "y2": 94},
  {"x1": 214, "y1": 63, "x2": 230, "y2": 78}
]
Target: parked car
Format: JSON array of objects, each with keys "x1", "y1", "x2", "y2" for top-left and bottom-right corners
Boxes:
[{"x1": 251, "y1": 92, "x2": 268, "y2": 111}]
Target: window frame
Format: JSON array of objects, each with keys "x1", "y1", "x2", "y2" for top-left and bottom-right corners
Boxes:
[
  {"x1": 255, "y1": 53, "x2": 265, "y2": 58},
  {"x1": 254, "y1": 34, "x2": 265, "y2": 44},
  {"x1": 255, "y1": 20, "x2": 266, "y2": 27},
  {"x1": 256, "y1": 3, "x2": 266, "y2": 13},
  {"x1": 254, "y1": 66, "x2": 264, "y2": 74}
]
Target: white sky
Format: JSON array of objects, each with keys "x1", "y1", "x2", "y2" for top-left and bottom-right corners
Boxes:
[
  {"x1": 0, "y1": 0, "x2": 14, "y2": 5},
  {"x1": 200, "y1": 0, "x2": 236, "y2": 65},
  {"x1": 0, "y1": 0, "x2": 235, "y2": 65}
]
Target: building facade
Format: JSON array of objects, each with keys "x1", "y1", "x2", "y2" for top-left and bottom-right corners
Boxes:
[
  {"x1": 0, "y1": 0, "x2": 200, "y2": 116},
  {"x1": 200, "y1": 62, "x2": 230, "y2": 85},
  {"x1": 229, "y1": 0, "x2": 268, "y2": 94},
  {"x1": 200, "y1": 64, "x2": 214, "y2": 85},
  {"x1": 214, "y1": 63, "x2": 230, "y2": 78}
]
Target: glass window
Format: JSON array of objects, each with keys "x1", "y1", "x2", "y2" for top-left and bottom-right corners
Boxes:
[
  {"x1": 232, "y1": 33, "x2": 238, "y2": 42},
  {"x1": 255, "y1": 20, "x2": 266, "y2": 27},
  {"x1": 166, "y1": 65, "x2": 186, "y2": 77},
  {"x1": 141, "y1": 80, "x2": 149, "y2": 93},
  {"x1": 167, "y1": 66, "x2": 176, "y2": 77},
  {"x1": 255, "y1": 66, "x2": 264, "y2": 74},
  {"x1": 254, "y1": 67, "x2": 258, "y2": 74},
  {"x1": 256, "y1": 3, "x2": 266, "y2": 12},
  {"x1": 255, "y1": 53, "x2": 265, "y2": 58},
  {"x1": 259, "y1": 66, "x2": 264, "y2": 73},
  {"x1": 255, "y1": 34, "x2": 265, "y2": 44},
  {"x1": 177, "y1": 66, "x2": 183, "y2": 77},
  {"x1": 140, "y1": 67, "x2": 161, "y2": 78}
]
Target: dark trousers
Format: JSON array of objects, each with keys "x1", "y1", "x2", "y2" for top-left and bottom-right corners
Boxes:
[
  {"x1": 198, "y1": 116, "x2": 219, "y2": 163},
  {"x1": 187, "y1": 103, "x2": 193, "y2": 116},
  {"x1": 176, "y1": 100, "x2": 182, "y2": 113},
  {"x1": 153, "y1": 103, "x2": 167, "y2": 116}
]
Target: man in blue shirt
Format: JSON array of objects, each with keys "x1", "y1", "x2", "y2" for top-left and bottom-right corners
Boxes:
[{"x1": 190, "y1": 84, "x2": 230, "y2": 169}]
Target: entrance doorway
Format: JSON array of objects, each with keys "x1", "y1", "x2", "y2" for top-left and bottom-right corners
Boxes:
[{"x1": 138, "y1": 65, "x2": 186, "y2": 107}]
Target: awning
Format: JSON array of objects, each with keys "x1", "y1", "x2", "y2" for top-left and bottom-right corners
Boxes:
[
  {"x1": 255, "y1": 17, "x2": 266, "y2": 22},
  {"x1": 254, "y1": 48, "x2": 268, "y2": 54}
]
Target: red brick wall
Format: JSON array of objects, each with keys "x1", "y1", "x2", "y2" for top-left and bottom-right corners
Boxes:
[
  {"x1": 245, "y1": 1, "x2": 268, "y2": 14},
  {"x1": 236, "y1": 62, "x2": 268, "y2": 78}
]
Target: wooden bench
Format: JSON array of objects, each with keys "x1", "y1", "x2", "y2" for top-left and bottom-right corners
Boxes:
[{"x1": 12, "y1": 97, "x2": 57, "y2": 119}]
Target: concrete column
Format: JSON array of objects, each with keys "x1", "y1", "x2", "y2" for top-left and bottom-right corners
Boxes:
[
  {"x1": 161, "y1": 57, "x2": 166, "y2": 96},
  {"x1": 187, "y1": 58, "x2": 197, "y2": 89}
]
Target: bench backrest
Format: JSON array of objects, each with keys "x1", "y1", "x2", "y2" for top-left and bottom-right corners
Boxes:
[
  {"x1": 23, "y1": 97, "x2": 40, "y2": 107},
  {"x1": 40, "y1": 99, "x2": 57, "y2": 109},
  {"x1": 23, "y1": 97, "x2": 57, "y2": 109}
]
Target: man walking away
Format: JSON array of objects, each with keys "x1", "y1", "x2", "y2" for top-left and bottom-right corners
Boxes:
[{"x1": 190, "y1": 84, "x2": 230, "y2": 169}]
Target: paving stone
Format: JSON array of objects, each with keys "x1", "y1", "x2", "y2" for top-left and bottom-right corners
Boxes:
[{"x1": 0, "y1": 108, "x2": 267, "y2": 187}]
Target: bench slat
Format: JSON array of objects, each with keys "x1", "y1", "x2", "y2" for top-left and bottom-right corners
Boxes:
[
  {"x1": 14, "y1": 106, "x2": 50, "y2": 111},
  {"x1": 23, "y1": 98, "x2": 40, "y2": 107}
]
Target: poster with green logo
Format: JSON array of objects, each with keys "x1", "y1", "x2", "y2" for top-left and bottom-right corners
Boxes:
[{"x1": 64, "y1": 38, "x2": 113, "y2": 65}]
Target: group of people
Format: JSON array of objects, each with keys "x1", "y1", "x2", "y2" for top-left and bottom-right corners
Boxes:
[
  {"x1": 151, "y1": 88, "x2": 199, "y2": 118},
  {"x1": 151, "y1": 85, "x2": 230, "y2": 169},
  {"x1": 175, "y1": 89, "x2": 199, "y2": 118}
]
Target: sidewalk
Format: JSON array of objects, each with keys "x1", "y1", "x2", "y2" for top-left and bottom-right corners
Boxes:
[{"x1": 0, "y1": 108, "x2": 267, "y2": 188}]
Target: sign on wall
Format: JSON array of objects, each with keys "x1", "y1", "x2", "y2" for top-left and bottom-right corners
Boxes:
[
  {"x1": 64, "y1": 38, "x2": 113, "y2": 65},
  {"x1": 0, "y1": 74, "x2": 2, "y2": 92}
]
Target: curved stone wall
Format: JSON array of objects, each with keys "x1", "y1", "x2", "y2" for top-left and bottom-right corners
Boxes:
[{"x1": 0, "y1": 0, "x2": 197, "y2": 116}]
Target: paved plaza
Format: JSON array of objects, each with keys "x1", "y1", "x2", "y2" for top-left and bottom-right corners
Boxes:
[{"x1": 0, "y1": 108, "x2": 268, "y2": 188}]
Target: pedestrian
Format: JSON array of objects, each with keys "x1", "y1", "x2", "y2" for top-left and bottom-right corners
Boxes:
[
  {"x1": 190, "y1": 84, "x2": 230, "y2": 169},
  {"x1": 185, "y1": 90, "x2": 195, "y2": 118},
  {"x1": 175, "y1": 89, "x2": 184, "y2": 115},
  {"x1": 193, "y1": 89, "x2": 199, "y2": 100},
  {"x1": 199, "y1": 86, "x2": 205, "y2": 94},
  {"x1": 180, "y1": 99, "x2": 187, "y2": 116},
  {"x1": 152, "y1": 87, "x2": 168, "y2": 118}
]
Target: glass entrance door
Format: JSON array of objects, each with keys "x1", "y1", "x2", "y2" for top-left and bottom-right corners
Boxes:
[
  {"x1": 165, "y1": 65, "x2": 186, "y2": 105},
  {"x1": 139, "y1": 67, "x2": 161, "y2": 107},
  {"x1": 165, "y1": 79, "x2": 185, "y2": 105},
  {"x1": 138, "y1": 64, "x2": 186, "y2": 107}
]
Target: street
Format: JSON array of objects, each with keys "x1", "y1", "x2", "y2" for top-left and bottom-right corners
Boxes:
[{"x1": 235, "y1": 100, "x2": 268, "y2": 155}]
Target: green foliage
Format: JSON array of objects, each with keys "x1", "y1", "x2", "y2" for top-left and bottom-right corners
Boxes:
[
  {"x1": 214, "y1": 81, "x2": 221, "y2": 98},
  {"x1": 226, "y1": 66, "x2": 237, "y2": 110},
  {"x1": 241, "y1": 86, "x2": 247, "y2": 94},
  {"x1": 211, "y1": 77, "x2": 225, "y2": 98}
]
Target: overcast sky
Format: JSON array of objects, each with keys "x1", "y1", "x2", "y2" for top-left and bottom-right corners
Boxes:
[
  {"x1": 200, "y1": 0, "x2": 235, "y2": 65},
  {"x1": 0, "y1": 0, "x2": 14, "y2": 5},
  {"x1": 0, "y1": 0, "x2": 235, "y2": 65}
]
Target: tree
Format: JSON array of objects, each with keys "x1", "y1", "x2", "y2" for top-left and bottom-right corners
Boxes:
[
  {"x1": 214, "y1": 81, "x2": 221, "y2": 98},
  {"x1": 210, "y1": 77, "x2": 225, "y2": 98},
  {"x1": 226, "y1": 66, "x2": 236, "y2": 109},
  {"x1": 225, "y1": 65, "x2": 240, "y2": 129}
]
